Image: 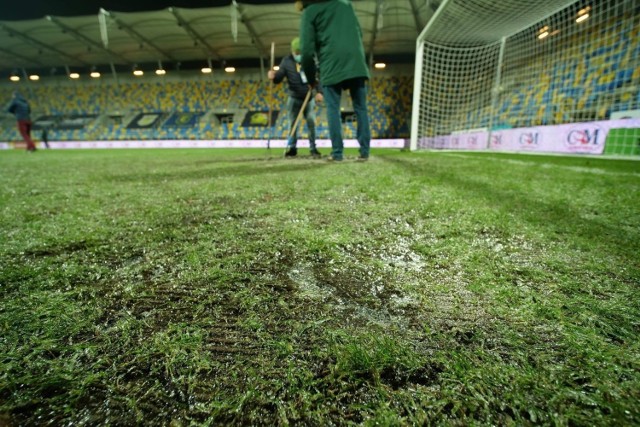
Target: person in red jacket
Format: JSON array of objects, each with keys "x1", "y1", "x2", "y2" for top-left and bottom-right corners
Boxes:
[{"x1": 7, "y1": 92, "x2": 37, "y2": 152}]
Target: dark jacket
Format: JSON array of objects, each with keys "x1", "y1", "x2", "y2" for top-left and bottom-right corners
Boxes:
[
  {"x1": 273, "y1": 54, "x2": 322, "y2": 100},
  {"x1": 7, "y1": 94, "x2": 31, "y2": 121},
  {"x1": 300, "y1": 0, "x2": 370, "y2": 86}
]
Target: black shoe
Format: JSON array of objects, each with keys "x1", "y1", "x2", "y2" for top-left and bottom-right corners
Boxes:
[
  {"x1": 326, "y1": 155, "x2": 343, "y2": 162},
  {"x1": 310, "y1": 149, "x2": 322, "y2": 158},
  {"x1": 356, "y1": 156, "x2": 368, "y2": 162},
  {"x1": 284, "y1": 147, "x2": 297, "y2": 157}
]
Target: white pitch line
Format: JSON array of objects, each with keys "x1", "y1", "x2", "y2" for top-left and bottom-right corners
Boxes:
[{"x1": 440, "y1": 153, "x2": 640, "y2": 178}]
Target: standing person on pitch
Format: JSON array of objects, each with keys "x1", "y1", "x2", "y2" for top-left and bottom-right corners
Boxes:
[
  {"x1": 298, "y1": 0, "x2": 371, "y2": 162},
  {"x1": 268, "y1": 37, "x2": 324, "y2": 158},
  {"x1": 41, "y1": 126, "x2": 50, "y2": 149},
  {"x1": 6, "y1": 91, "x2": 37, "y2": 152}
]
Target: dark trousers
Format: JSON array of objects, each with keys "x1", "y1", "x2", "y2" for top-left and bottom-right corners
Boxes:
[
  {"x1": 42, "y1": 130, "x2": 50, "y2": 149},
  {"x1": 17, "y1": 120, "x2": 36, "y2": 150},
  {"x1": 323, "y1": 77, "x2": 371, "y2": 160},
  {"x1": 287, "y1": 96, "x2": 317, "y2": 150}
]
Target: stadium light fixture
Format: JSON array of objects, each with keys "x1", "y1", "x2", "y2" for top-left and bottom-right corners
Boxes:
[
  {"x1": 132, "y1": 64, "x2": 143, "y2": 77},
  {"x1": 225, "y1": 67, "x2": 235, "y2": 73},
  {"x1": 374, "y1": 63, "x2": 386, "y2": 69},
  {"x1": 203, "y1": 59, "x2": 214, "y2": 74},
  {"x1": 576, "y1": 14, "x2": 589, "y2": 23},
  {"x1": 90, "y1": 71, "x2": 101, "y2": 78},
  {"x1": 9, "y1": 75, "x2": 20, "y2": 82},
  {"x1": 537, "y1": 26, "x2": 550, "y2": 40},
  {"x1": 156, "y1": 61, "x2": 166, "y2": 76},
  {"x1": 576, "y1": 6, "x2": 591, "y2": 23},
  {"x1": 273, "y1": 66, "x2": 279, "y2": 71},
  {"x1": 29, "y1": 74, "x2": 40, "y2": 81},
  {"x1": 69, "y1": 72, "x2": 80, "y2": 79}
]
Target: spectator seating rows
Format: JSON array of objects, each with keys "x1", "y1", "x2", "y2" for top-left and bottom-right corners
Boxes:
[{"x1": 0, "y1": 75, "x2": 412, "y2": 143}]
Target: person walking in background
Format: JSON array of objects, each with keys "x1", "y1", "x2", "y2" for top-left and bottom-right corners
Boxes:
[
  {"x1": 298, "y1": 0, "x2": 371, "y2": 162},
  {"x1": 41, "y1": 126, "x2": 50, "y2": 149},
  {"x1": 268, "y1": 37, "x2": 324, "y2": 158},
  {"x1": 7, "y1": 91, "x2": 36, "y2": 152}
]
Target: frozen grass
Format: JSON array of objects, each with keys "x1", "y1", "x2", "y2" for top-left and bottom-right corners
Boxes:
[{"x1": 1, "y1": 148, "x2": 639, "y2": 425}]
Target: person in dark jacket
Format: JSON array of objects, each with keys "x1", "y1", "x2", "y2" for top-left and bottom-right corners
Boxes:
[
  {"x1": 299, "y1": 0, "x2": 371, "y2": 161},
  {"x1": 268, "y1": 37, "x2": 324, "y2": 158},
  {"x1": 41, "y1": 127, "x2": 50, "y2": 149},
  {"x1": 7, "y1": 92, "x2": 37, "y2": 152}
]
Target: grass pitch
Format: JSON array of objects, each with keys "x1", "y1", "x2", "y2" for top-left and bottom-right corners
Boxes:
[{"x1": 1, "y1": 148, "x2": 639, "y2": 426}]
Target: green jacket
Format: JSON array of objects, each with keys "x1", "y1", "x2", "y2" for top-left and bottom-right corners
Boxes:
[{"x1": 300, "y1": 0, "x2": 370, "y2": 87}]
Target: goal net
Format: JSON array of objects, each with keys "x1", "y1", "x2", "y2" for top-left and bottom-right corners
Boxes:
[{"x1": 410, "y1": 0, "x2": 640, "y2": 152}]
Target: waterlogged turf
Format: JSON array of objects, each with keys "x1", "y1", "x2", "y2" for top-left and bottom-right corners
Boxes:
[{"x1": 1, "y1": 148, "x2": 639, "y2": 425}]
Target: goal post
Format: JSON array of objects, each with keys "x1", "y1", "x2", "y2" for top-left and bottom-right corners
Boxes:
[
  {"x1": 410, "y1": 0, "x2": 452, "y2": 151},
  {"x1": 410, "y1": 0, "x2": 640, "y2": 151}
]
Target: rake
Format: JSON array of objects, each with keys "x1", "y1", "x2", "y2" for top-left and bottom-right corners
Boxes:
[{"x1": 284, "y1": 89, "x2": 312, "y2": 157}]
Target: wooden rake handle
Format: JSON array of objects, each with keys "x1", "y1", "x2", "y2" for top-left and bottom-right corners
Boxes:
[{"x1": 288, "y1": 89, "x2": 312, "y2": 140}]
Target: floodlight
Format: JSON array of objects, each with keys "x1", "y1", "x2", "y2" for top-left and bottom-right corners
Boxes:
[{"x1": 577, "y1": 6, "x2": 591, "y2": 23}]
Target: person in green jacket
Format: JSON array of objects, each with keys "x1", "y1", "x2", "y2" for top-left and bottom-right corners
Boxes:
[{"x1": 298, "y1": 0, "x2": 371, "y2": 161}]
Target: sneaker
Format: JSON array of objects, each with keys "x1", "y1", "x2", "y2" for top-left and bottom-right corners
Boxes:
[
  {"x1": 310, "y1": 149, "x2": 322, "y2": 158},
  {"x1": 356, "y1": 156, "x2": 368, "y2": 162},
  {"x1": 284, "y1": 147, "x2": 297, "y2": 157},
  {"x1": 326, "y1": 155, "x2": 343, "y2": 162}
]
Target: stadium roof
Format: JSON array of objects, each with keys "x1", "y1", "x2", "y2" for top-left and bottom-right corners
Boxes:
[
  {"x1": 0, "y1": 0, "x2": 437, "y2": 76},
  {"x1": 420, "y1": 0, "x2": 584, "y2": 46}
]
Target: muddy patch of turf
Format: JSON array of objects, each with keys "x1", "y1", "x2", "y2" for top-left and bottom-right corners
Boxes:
[{"x1": 1, "y1": 149, "x2": 639, "y2": 425}]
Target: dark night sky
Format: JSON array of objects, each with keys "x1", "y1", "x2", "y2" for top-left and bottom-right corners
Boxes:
[{"x1": 0, "y1": 0, "x2": 286, "y2": 21}]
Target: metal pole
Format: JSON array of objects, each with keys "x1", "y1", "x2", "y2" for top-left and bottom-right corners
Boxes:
[
  {"x1": 488, "y1": 36, "x2": 507, "y2": 148},
  {"x1": 409, "y1": 40, "x2": 425, "y2": 151},
  {"x1": 267, "y1": 42, "x2": 275, "y2": 150},
  {"x1": 410, "y1": 0, "x2": 452, "y2": 151},
  {"x1": 110, "y1": 62, "x2": 118, "y2": 84}
]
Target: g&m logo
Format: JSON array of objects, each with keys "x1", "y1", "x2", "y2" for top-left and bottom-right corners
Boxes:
[
  {"x1": 467, "y1": 136, "x2": 478, "y2": 147},
  {"x1": 490, "y1": 134, "x2": 502, "y2": 147},
  {"x1": 450, "y1": 136, "x2": 460, "y2": 148},
  {"x1": 566, "y1": 129, "x2": 601, "y2": 147},
  {"x1": 519, "y1": 132, "x2": 540, "y2": 147}
]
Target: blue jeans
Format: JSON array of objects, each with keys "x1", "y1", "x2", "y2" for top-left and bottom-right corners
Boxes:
[
  {"x1": 287, "y1": 96, "x2": 317, "y2": 150},
  {"x1": 323, "y1": 78, "x2": 371, "y2": 160}
]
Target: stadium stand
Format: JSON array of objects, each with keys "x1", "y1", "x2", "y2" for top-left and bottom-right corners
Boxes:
[
  {"x1": 1, "y1": 9, "x2": 637, "y2": 145},
  {"x1": 1, "y1": 74, "x2": 412, "y2": 143},
  {"x1": 490, "y1": 14, "x2": 639, "y2": 129}
]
